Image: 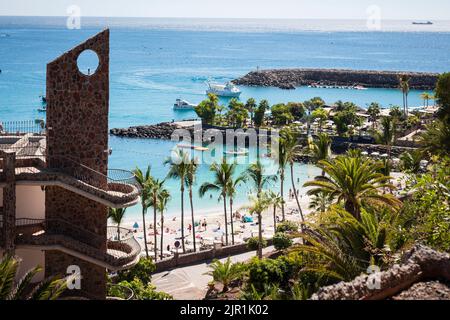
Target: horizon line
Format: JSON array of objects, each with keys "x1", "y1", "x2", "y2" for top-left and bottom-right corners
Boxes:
[{"x1": 0, "y1": 15, "x2": 447, "y2": 21}]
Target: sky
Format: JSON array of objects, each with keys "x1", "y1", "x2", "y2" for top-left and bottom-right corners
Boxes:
[{"x1": 0, "y1": 0, "x2": 449, "y2": 20}]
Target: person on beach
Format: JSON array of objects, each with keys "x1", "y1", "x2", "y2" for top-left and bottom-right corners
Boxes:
[{"x1": 188, "y1": 224, "x2": 192, "y2": 233}]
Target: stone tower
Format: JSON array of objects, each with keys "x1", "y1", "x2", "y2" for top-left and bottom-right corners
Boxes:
[{"x1": 44, "y1": 29, "x2": 110, "y2": 299}]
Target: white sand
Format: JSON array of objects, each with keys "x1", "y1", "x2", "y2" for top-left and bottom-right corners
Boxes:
[
  {"x1": 119, "y1": 173, "x2": 405, "y2": 257},
  {"x1": 120, "y1": 192, "x2": 313, "y2": 257}
]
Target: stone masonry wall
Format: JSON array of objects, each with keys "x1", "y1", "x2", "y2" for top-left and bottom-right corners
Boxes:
[
  {"x1": 1, "y1": 151, "x2": 16, "y2": 254},
  {"x1": 46, "y1": 250, "x2": 106, "y2": 299}
]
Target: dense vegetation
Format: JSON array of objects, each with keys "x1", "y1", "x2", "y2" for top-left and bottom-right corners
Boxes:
[
  {"x1": 204, "y1": 108, "x2": 450, "y2": 299},
  {"x1": 122, "y1": 73, "x2": 450, "y2": 300},
  {"x1": 109, "y1": 258, "x2": 172, "y2": 300}
]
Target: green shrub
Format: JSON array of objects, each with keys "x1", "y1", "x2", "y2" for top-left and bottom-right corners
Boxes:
[
  {"x1": 241, "y1": 252, "x2": 327, "y2": 300},
  {"x1": 116, "y1": 257, "x2": 156, "y2": 284},
  {"x1": 247, "y1": 237, "x2": 267, "y2": 251},
  {"x1": 391, "y1": 158, "x2": 450, "y2": 252},
  {"x1": 204, "y1": 258, "x2": 245, "y2": 292},
  {"x1": 273, "y1": 232, "x2": 293, "y2": 250},
  {"x1": 245, "y1": 254, "x2": 301, "y2": 292},
  {"x1": 276, "y1": 221, "x2": 299, "y2": 233},
  {"x1": 246, "y1": 258, "x2": 285, "y2": 292},
  {"x1": 116, "y1": 278, "x2": 172, "y2": 300}
]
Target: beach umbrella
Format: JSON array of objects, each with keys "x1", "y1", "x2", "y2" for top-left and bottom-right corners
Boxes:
[
  {"x1": 361, "y1": 151, "x2": 369, "y2": 156},
  {"x1": 381, "y1": 153, "x2": 389, "y2": 158},
  {"x1": 371, "y1": 152, "x2": 380, "y2": 157},
  {"x1": 133, "y1": 222, "x2": 139, "y2": 229}
]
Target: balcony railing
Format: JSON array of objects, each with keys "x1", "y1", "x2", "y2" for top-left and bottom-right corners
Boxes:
[
  {"x1": 15, "y1": 218, "x2": 141, "y2": 270},
  {"x1": 0, "y1": 120, "x2": 45, "y2": 135},
  {"x1": 1, "y1": 146, "x2": 141, "y2": 206}
]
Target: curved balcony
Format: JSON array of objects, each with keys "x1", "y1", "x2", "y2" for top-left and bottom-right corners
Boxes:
[
  {"x1": 15, "y1": 218, "x2": 141, "y2": 271},
  {"x1": 8, "y1": 147, "x2": 141, "y2": 208}
]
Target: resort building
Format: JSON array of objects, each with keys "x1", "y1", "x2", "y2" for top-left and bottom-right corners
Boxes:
[{"x1": 0, "y1": 30, "x2": 141, "y2": 299}]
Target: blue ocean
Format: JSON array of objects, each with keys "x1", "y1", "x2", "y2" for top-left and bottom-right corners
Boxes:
[{"x1": 1, "y1": 17, "x2": 449, "y2": 219}]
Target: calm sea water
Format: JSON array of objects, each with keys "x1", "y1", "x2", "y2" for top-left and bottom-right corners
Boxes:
[{"x1": 1, "y1": 17, "x2": 449, "y2": 219}]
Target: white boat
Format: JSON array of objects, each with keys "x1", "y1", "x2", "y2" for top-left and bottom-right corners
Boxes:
[
  {"x1": 206, "y1": 81, "x2": 241, "y2": 98},
  {"x1": 177, "y1": 144, "x2": 209, "y2": 152},
  {"x1": 224, "y1": 148, "x2": 249, "y2": 156},
  {"x1": 173, "y1": 99, "x2": 197, "y2": 110}
]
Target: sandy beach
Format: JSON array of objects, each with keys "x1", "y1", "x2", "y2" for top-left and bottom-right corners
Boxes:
[
  {"x1": 118, "y1": 172, "x2": 406, "y2": 258},
  {"x1": 120, "y1": 192, "x2": 312, "y2": 258}
]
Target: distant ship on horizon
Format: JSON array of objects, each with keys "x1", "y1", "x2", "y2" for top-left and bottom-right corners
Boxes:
[{"x1": 412, "y1": 21, "x2": 433, "y2": 25}]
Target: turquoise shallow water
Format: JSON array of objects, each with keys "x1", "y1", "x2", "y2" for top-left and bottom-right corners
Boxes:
[{"x1": 0, "y1": 17, "x2": 448, "y2": 218}]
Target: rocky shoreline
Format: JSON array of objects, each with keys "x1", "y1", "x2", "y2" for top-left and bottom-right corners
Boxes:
[
  {"x1": 110, "y1": 122, "x2": 417, "y2": 159},
  {"x1": 110, "y1": 122, "x2": 179, "y2": 139},
  {"x1": 233, "y1": 68, "x2": 438, "y2": 90}
]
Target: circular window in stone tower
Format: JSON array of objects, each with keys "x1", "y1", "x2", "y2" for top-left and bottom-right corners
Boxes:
[{"x1": 77, "y1": 49, "x2": 100, "y2": 76}]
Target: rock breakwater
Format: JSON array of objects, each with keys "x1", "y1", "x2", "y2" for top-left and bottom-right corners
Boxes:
[{"x1": 233, "y1": 68, "x2": 438, "y2": 90}]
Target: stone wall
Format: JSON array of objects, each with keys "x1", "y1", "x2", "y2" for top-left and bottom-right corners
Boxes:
[
  {"x1": 45, "y1": 30, "x2": 110, "y2": 299},
  {"x1": 233, "y1": 68, "x2": 439, "y2": 90},
  {"x1": 1, "y1": 152, "x2": 16, "y2": 254},
  {"x1": 46, "y1": 250, "x2": 106, "y2": 299},
  {"x1": 155, "y1": 240, "x2": 272, "y2": 272}
]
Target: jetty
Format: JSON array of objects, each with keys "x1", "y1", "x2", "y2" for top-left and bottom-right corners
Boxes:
[{"x1": 233, "y1": 68, "x2": 439, "y2": 90}]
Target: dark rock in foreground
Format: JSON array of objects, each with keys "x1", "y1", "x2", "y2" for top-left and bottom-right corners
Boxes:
[
  {"x1": 311, "y1": 245, "x2": 450, "y2": 300},
  {"x1": 233, "y1": 68, "x2": 439, "y2": 90}
]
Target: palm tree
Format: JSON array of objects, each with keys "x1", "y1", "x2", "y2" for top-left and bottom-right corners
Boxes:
[
  {"x1": 279, "y1": 128, "x2": 306, "y2": 224},
  {"x1": 373, "y1": 116, "x2": 395, "y2": 157},
  {"x1": 419, "y1": 119, "x2": 450, "y2": 157},
  {"x1": 227, "y1": 174, "x2": 246, "y2": 245},
  {"x1": 308, "y1": 191, "x2": 335, "y2": 214},
  {"x1": 268, "y1": 191, "x2": 283, "y2": 231},
  {"x1": 147, "y1": 178, "x2": 166, "y2": 261},
  {"x1": 304, "y1": 156, "x2": 401, "y2": 220},
  {"x1": 0, "y1": 255, "x2": 72, "y2": 300},
  {"x1": 293, "y1": 206, "x2": 397, "y2": 281},
  {"x1": 204, "y1": 258, "x2": 244, "y2": 292},
  {"x1": 367, "y1": 102, "x2": 381, "y2": 130},
  {"x1": 185, "y1": 158, "x2": 198, "y2": 251},
  {"x1": 309, "y1": 133, "x2": 331, "y2": 175},
  {"x1": 199, "y1": 159, "x2": 236, "y2": 246},
  {"x1": 399, "y1": 75, "x2": 410, "y2": 115},
  {"x1": 133, "y1": 166, "x2": 153, "y2": 258},
  {"x1": 244, "y1": 192, "x2": 272, "y2": 258},
  {"x1": 245, "y1": 98, "x2": 257, "y2": 127},
  {"x1": 311, "y1": 107, "x2": 328, "y2": 133},
  {"x1": 400, "y1": 150, "x2": 423, "y2": 174},
  {"x1": 165, "y1": 148, "x2": 190, "y2": 253},
  {"x1": 420, "y1": 92, "x2": 433, "y2": 107},
  {"x1": 243, "y1": 160, "x2": 277, "y2": 198},
  {"x1": 108, "y1": 207, "x2": 127, "y2": 240},
  {"x1": 277, "y1": 131, "x2": 289, "y2": 221},
  {"x1": 157, "y1": 187, "x2": 171, "y2": 260}
]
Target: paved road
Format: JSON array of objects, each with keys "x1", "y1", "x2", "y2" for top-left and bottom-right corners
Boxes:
[{"x1": 152, "y1": 246, "x2": 274, "y2": 300}]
